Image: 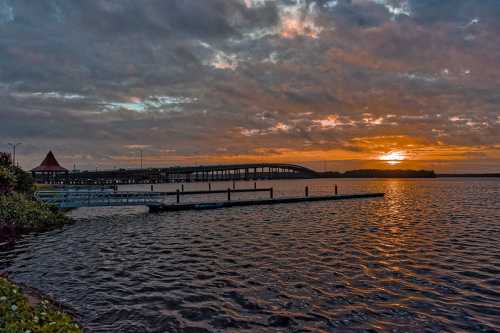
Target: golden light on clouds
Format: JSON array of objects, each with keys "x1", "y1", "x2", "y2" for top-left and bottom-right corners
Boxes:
[{"x1": 378, "y1": 151, "x2": 407, "y2": 165}]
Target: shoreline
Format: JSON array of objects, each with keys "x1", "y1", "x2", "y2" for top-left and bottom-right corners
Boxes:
[
  {"x1": 0, "y1": 273, "x2": 82, "y2": 332},
  {"x1": 0, "y1": 272, "x2": 80, "y2": 320},
  {"x1": 0, "y1": 224, "x2": 20, "y2": 249},
  {"x1": 0, "y1": 221, "x2": 74, "y2": 250}
]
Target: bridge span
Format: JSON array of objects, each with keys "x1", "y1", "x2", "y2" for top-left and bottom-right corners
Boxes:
[{"x1": 36, "y1": 163, "x2": 320, "y2": 185}]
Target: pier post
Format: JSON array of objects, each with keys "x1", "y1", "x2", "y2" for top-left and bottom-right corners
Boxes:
[
  {"x1": 151, "y1": 184, "x2": 154, "y2": 192},
  {"x1": 176, "y1": 189, "x2": 180, "y2": 204},
  {"x1": 181, "y1": 184, "x2": 184, "y2": 192},
  {"x1": 227, "y1": 188, "x2": 231, "y2": 201},
  {"x1": 254, "y1": 182, "x2": 257, "y2": 189},
  {"x1": 335, "y1": 184, "x2": 338, "y2": 195},
  {"x1": 270, "y1": 187, "x2": 274, "y2": 199},
  {"x1": 209, "y1": 183, "x2": 212, "y2": 191},
  {"x1": 305, "y1": 186, "x2": 309, "y2": 197}
]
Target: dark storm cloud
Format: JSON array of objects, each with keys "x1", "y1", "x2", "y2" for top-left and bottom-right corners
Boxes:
[
  {"x1": 409, "y1": 0, "x2": 500, "y2": 24},
  {"x1": 1, "y1": 0, "x2": 499, "y2": 171},
  {"x1": 0, "y1": 0, "x2": 279, "y2": 91}
]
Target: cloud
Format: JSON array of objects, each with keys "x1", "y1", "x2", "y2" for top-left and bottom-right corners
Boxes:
[
  {"x1": 371, "y1": 0, "x2": 411, "y2": 17},
  {"x1": 0, "y1": 0, "x2": 14, "y2": 24},
  {"x1": 1, "y1": 0, "x2": 499, "y2": 172},
  {"x1": 278, "y1": 0, "x2": 324, "y2": 39},
  {"x1": 103, "y1": 96, "x2": 196, "y2": 113}
]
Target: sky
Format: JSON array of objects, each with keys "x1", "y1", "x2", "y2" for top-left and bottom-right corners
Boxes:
[{"x1": 1, "y1": 0, "x2": 499, "y2": 173}]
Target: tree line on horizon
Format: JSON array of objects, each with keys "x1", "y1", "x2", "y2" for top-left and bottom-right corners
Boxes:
[{"x1": 318, "y1": 169, "x2": 437, "y2": 178}]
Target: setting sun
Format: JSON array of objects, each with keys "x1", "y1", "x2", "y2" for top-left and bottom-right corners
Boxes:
[{"x1": 379, "y1": 151, "x2": 407, "y2": 165}]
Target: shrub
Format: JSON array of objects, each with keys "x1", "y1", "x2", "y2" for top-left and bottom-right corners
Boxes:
[
  {"x1": 12, "y1": 166, "x2": 34, "y2": 195},
  {"x1": 0, "y1": 277, "x2": 82, "y2": 333},
  {"x1": 0, "y1": 152, "x2": 11, "y2": 168},
  {"x1": 0, "y1": 193, "x2": 71, "y2": 231},
  {"x1": 0, "y1": 166, "x2": 16, "y2": 195},
  {"x1": 0, "y1": 153, "x2": 34, "y2": 195}
]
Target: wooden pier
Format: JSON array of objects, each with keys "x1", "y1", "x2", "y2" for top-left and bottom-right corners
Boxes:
[
  {"x1": 35, "y1": 185, "x2": 384, "y2": 211},
  {"x1": 34, "y1": 187, "x2": 274, "y2": 209},
  {"x1": 148, "y1": 193, "x2": 385, "y2": 212}
]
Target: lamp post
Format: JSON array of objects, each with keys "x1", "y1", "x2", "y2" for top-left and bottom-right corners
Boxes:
[{"x1": 7, "y1": 142, "x2": 22, "y2": 166}]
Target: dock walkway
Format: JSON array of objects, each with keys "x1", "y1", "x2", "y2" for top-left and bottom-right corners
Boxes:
[
  {"x1": 34, "y1": 188, "x2": 272, "y2": 209},
  {"x1": 148, "y1": 193, "x2": 385, "y2": 212},
  {"x1": 35, "y1": 188, "x2": 384, "y2": 211}
]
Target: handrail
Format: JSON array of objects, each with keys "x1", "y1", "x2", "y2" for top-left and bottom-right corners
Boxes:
[
  {"x1": 34, "y1": 190, "x2": 166, "y2": 208},
  {"x1": 34, "y1": 187, "x2": 275, "y2": 209}
]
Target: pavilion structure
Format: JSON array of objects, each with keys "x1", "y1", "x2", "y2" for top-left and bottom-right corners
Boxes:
[{"x1": 31, "y1": 151, "x2": 68, "y2": 183}]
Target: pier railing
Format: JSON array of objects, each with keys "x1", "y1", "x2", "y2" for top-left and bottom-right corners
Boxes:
[
  {"x1": 34, "y1": 187, "x2": 274, "y2": 209},
  {"x1": 35, "y1": 190, "x2": 166, "y2": 209}
]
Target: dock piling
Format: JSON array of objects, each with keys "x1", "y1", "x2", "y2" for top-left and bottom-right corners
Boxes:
[
  {"x1": 209, "y1": 183, "x2": 212, "y2": 191},
  {"x1": 233, "y1": 180, "x2": 236, "y2": 189},
  {"x1": 254, "y1": 182, "x2": 257, "y2": 189},
  {"x1": 176, "y1": 189, "x2": 180, "y2": 203},
  {"x1": 181, "y1": 184, "x2": 184, "y2": 192},
  {"x1": 227, "y1": 188, "x2": 231, "y2": 201},
  {"x1": 151, "y1": 193, "x2": 385, "y2": 212},
  {"x1": 305, "y1": 186, "x2": 309, "y2": 197},
  {"x1": 335, "y1": 184, "x2": 338, "y2": 195},
  {"x1": 151, "y1": 184, "x2": 154, "y2": 192},
  {"x1": 270, "y1": 187, "x2": 274, "y2": 199}
]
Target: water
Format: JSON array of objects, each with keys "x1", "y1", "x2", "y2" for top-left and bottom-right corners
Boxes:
[{"x1": 1, "y1": 179, "x2": 499, "y2": 332}]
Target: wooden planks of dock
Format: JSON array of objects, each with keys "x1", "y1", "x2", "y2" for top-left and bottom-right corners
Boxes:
[{"x1": 148, "y1": 193, "x2": 385, "y2": 212}]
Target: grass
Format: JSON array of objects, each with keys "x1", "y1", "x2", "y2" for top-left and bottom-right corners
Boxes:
[{"x1": 0, "y1": 277, "x2": 82, "y2": 333}]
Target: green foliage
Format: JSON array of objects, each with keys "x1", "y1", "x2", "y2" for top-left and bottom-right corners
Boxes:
[
  {"x1": 0, "y1": 152, "x2": 11, "y2": 168},
  {"x1": 0, "y1": 277, "x2": 82, "y2": 333},
  {"x1": 0, "y1": 154, "x2": 78, "y2": 331},
  {"x1": 12, "y1": 166, "x2": 34, "y2": 195},
  {"x1": 0, "y1": 166, "x2": 16, "y2": 194},
  {"x1": 0, "y1": 152, "x2": 34, "y2": 195},
  {"x1": 0, "y1": 193, "x2": 71, "y2": 231}
]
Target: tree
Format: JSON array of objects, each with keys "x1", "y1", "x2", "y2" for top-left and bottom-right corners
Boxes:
[
  {"x1": 12, "y1": 166, "x2": 34, "y2": 195},
  {"x1": 0, "y1": 152, "x2": 12, "y2": 168},
  {"x1": 0, "y1": 152, "x2": 34, "y2": 194},
  {"x1": 0, "y1": 166, "x2": 16, "y2": 194}
]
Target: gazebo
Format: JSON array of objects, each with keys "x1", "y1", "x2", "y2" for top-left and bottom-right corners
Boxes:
[{"x1": 31, "y1": 151, "x2": 68, "y2": 182}]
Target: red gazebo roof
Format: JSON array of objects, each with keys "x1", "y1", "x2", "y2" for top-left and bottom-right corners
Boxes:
[{"x1": 31, "y1": 151, "x2": 68, "y2": 172}]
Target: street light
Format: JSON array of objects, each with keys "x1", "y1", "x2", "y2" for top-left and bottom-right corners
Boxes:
[{"x1": 7, "y1": 142, "x2": 22, "y2": 166}]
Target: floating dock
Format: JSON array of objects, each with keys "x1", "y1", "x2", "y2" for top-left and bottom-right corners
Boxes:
[{"x1": 148, "y1": 193, "x2": 385, "y2": 212}]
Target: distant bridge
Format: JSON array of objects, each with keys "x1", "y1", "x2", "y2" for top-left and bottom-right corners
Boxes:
[{"x1": 35, "y1": 163, "x2": 319, "y2": 185}]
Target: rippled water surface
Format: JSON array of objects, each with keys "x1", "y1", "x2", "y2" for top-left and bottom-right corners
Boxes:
[{"x1": 1, "y1": 179, "x2": 500, "y2": 332}]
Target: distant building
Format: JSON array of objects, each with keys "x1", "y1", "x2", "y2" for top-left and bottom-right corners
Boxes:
[{"x1": 31, "y1": 151, "x2": 68, "y2": 181}]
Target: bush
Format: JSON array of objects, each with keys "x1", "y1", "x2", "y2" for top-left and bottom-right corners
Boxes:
[
  {"x1": 12, "y1": 166, "x2": 34, "y2": 195},
  {"x1": 0, "y1": 153, "x2": 34, "y2": 195},
  {"x1": 0, "y1": 166, "x2": 16, "y2": 195},
  {"x1": 0, "y1": 193, "x2": 71, "y2": 231},
  {"x1": 0, "y1": 152, "x2": 11, "y2": 168},
  {"x1": 0, "y1": 277, "x2": 82, "y2": 333}
]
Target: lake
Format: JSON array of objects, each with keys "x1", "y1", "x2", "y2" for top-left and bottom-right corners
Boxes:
[{"x1": 1, "y1": 178, "x2": 499, "y2": 332}]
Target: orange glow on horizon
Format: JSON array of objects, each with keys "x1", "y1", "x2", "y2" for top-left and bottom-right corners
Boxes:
[
  {"x1": 378, "y1": 151, "x2": 407, "y2": 166},
  {"x1": 104, "y1": 142, "x2": 500, "y2": 172}
]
